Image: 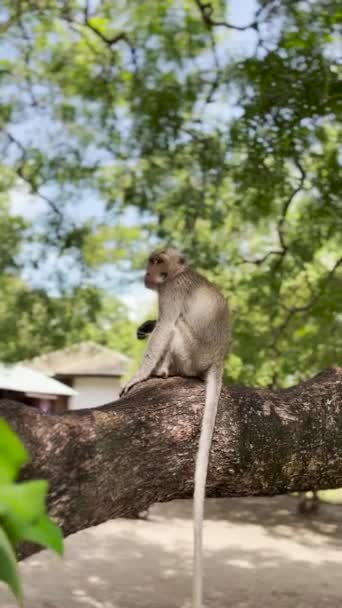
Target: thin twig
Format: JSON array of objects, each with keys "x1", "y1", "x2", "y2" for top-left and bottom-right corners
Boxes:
[
  {"x1": 270, "y1": 257, "x2": 341, "y2": 348},
  {"x1": 194, "y1": 0, "x2": 258, "y2": 31},
  {"x1": 3, "y1": 130, "x2": 64, "y2": 220}
]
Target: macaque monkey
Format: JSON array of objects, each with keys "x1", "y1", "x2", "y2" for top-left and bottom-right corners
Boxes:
[{"x1": 121, "y1": 247, "x2": 230, "y2": 608}]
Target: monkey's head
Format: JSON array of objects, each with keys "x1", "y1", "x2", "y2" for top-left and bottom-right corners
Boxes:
[{"x1": 144, "y1": 248, "x2": 187, "y2": 290}]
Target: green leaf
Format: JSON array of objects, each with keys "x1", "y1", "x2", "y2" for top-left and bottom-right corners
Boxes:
[
  {"x1": 87, "y1": 16, "x2": 109, "y2": 31},
  {"x1": 0, "y1": 420, "x2": 28, "y2": 484},
  {"x1": 0, "y1": 481, "x2": 48, "y2": 524},
  {"x1": 1, "y1": 505, "x2": 63, "y2": 555},
  {"x1": 0, "y1": 526, "x2": 22, "y2": 604},
  {"x1": 20, "y1": 514, "x2": 63, "y2": 556}
]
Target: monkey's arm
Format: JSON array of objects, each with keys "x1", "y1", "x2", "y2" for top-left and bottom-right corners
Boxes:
[
  {"x1": 121, "y1": 308, "x2": 180, "y2": 396},
  {"x1": 136, "y1": 319, "x2": 157, "y2": 340},
  {"x1": 120, "y1": 323, "x2": 173, "y2": 395}
]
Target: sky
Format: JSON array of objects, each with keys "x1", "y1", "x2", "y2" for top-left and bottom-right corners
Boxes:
[
  {"x1": 6, "y1": 0, "x2": 258, "y2": 319},
  {"x1": 226, "y1": 0, "x2": 257, "y2": 28}
]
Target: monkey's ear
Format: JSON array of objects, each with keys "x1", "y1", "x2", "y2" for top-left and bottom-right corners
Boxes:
[{"x1": 178, "y1": 256, "x2": 186, "y2": 265}]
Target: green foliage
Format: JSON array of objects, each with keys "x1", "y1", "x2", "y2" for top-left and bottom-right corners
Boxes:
[
  {"x1": 0, "y1": 0, "x2": 340, "y2": 385},
  {"x1": 0, "y1": 274, "x2": 140, "y2": 363},
  {"x1": 0, "y1": 419, "x2": 63, "y2": 603},
  {"x1": 0, "y1": 203, "x2": 26, "y2": 274}
]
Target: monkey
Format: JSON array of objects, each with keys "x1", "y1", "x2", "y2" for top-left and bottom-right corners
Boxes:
[{"x1": 120, "y1": 247, "x2": 230, "y2": 608}]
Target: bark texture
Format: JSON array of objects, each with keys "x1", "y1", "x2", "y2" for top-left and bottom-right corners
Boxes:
[{"x1": 0, "y1": 367, "x2": 341, "y2": 560}]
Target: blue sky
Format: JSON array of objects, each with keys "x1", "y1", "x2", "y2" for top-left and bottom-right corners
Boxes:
[{"x1": 229, "y1": 0, "x2": 257, "y2": 27}]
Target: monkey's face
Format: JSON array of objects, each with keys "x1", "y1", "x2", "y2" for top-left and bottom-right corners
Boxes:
[{"x1": 144, "y1": 249, "x2": 186, "y2": 290}]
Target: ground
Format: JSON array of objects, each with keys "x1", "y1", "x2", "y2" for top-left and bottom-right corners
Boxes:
[{"x1": 1, "y1": 495, "x2": 342, "y2": 608}]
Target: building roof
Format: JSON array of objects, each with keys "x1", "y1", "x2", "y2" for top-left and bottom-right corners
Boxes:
[
  {"x1": 0, "y1": 364, "x2": 77, "y2": 397},
  {"x1": 23, "y1": 341, "x2": 131, "y2": 378}
]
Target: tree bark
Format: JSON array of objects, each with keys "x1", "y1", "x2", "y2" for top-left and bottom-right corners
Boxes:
[{"x1": 0, "y1": 367, "x2": 341, "y2": 560}]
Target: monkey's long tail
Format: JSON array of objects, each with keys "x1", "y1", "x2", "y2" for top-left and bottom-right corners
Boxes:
[{"x1": 193, "y1": 365, "x2": 223, "y2": 608}]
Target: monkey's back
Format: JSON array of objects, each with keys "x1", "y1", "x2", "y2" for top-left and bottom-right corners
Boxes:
[{"x1": 167, "y1": 268, "x2": 230, "y2": 376}]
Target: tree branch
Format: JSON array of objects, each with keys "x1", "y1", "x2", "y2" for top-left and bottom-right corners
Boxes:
[
  {"x1": 239, "y1": 250, "x2": 284, "y2": 266},
  {"x1": 277, "y1": 160, "x2": 306, "y2": 250},
  {"x1": 0, "y1": 368, "x2": 341, "y2": 560},
  {"x1": 63, "y1": 4, "x2": 137, "y2": 68},
  {"x1": 194, "y1": 0, "x2": 259, "y2": 31},
  {"x1": 283, "y1": 257, "x2": 342, "y2": 315},
  {"x1": 3, "y1": 129, "x2": 64, "y2": 220},
  {"x1": 238, "y1": 162, "x2": 307, "y2": 268},
  {"x1": 272, "y1": 159, "x2": 306, "y2": 272}
]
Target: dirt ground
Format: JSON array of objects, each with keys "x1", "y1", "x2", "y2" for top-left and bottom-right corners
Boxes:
[{"x1": 1, "y1": 495, "x2": 342, "y2": 608}]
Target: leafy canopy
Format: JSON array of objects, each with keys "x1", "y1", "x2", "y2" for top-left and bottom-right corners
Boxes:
[{"x1": 0, "y1": 0, "x2": 340, "y2": 385}]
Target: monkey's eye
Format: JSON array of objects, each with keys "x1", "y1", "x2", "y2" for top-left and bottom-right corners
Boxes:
[{"x1": 157, "y1": 259, "x2": 163, "y2": 264}]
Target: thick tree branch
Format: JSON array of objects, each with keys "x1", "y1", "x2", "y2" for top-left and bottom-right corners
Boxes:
[{"x1": 1, "y1": 368, "x2": 341, "y2": 559}]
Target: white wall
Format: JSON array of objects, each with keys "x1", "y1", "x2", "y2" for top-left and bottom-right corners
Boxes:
[{"x1": 68, "y1": 376, "x2": 121, "y2": 410}]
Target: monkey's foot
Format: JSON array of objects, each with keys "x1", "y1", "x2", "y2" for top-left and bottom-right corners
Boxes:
[{"x1": 120, "y1": 373, "x2": 150, "y2": 396}]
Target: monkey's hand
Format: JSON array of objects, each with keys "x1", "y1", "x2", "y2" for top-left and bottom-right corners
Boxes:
[
  {"x1": 119, "y1": 371, "x2": 150, "y2": 397},
  {"x1": 136, "y1": 319, "x2": 157, "y2": 340}
]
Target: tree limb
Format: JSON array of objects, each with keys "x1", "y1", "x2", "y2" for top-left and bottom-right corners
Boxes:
[
  {"x1": 2, "y1": 130, "x2": 64, "y2": 221},
  {"x1": 270, "y1": 256, "x2": 342, "y2": 349},
  {"x1": 284, "y1": 257, "x2": 341, "y2": 314},
  {"x1": 193, "y1": 0, "x2": 259, "y2": 32},
  {"x1": 278, "y1": 160, "x2": 306, "y2": 243},
  {"x1": 0, "y1": 368, "x2": 341, "y2": 560},
  {"x1": 66, "y1": 4, "x2": 138, "y2": 68}
]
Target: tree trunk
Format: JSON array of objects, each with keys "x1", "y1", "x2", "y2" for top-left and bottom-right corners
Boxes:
[{"x1": 0, "y1": 367, "x2": 341, "y2": 560}]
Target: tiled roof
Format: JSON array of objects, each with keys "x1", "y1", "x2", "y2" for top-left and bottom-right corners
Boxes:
[{"x1": 23, "y1": 341, "x2": 131, "y2": 377}]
